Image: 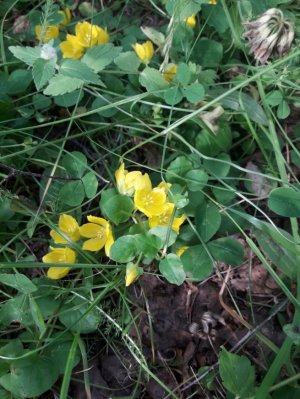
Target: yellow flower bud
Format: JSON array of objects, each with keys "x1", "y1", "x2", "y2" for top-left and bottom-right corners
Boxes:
[
  {"x1": 163, "y1": 64, "x2": 177, "y2": 81},
  {"x1": 132, "y1": 40, "x2": 154, "y2": 64},
  {"x1": 185, "y1": 15, "x2": 196, "y2": 29}
]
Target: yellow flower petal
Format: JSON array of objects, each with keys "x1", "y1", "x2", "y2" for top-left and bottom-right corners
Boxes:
[
  {"x1": 58, "y1": 214, "x2": 80, "y2": 241},
  {"x1": 50, "y1": 230, "x2": 68, "y2": 245},
  {"x1": 96, "y1": 26, "x2": 109, "y2": 44},
  {"x1": 125, "y1": 263, "x2": 139, "y2": 287},
  {"x1": 185, "y1": 15, "x2": 196, "y2": 29},
  {"x1": 176, "y1": 246, "x2": 189, "y2": 257},
  {"x1": 105, "y1": 223, "x2": 114, "y2": 256},
  {"x1": 42, "y1": 247, "x2": 76, "y2": 264},
  {"x1": 86, "y1": 215, "x2": 109, "y2": 227},
  {"x1": 60, "y1": 34, "x2": 84, "y2": 59},
  {"x1": 82, "y1": 237, "x2": 106, "y2": 251},
  {"x1": 133, "y1": 173, "x2": 152, "y2": 192},
  {"x1": 209, "y1": 0, "x2": 217, "y2": 4},
  {"x1": 148, "y1": 202, "x2": 186, "y2": 233},
  {"x1": 132, "y1": 41, "x2": 154, "y2": 64},
  {"x1": 79, "y1": 223, "x2": 104, "y2": 238},
  {"x1": 47, "y1": 267, "x2": 71, "y2": 279},
  {"x1": 157, "y1": 181, "x2": 172, "y2": 193},
  {"x1": 75, "y1": 21, "x2": 99, "y2": 48},
  {"x1": 35, "y1": 25, "x2": 59, "y2": 43},
  {"x1": 134, "y1": 187, "x2": 166, "y2": 217}
]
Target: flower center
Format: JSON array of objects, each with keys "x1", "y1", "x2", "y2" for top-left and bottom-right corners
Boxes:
[
  {"x1": 96, "y1": 227, "x2": 105, "y2": 239},
  {"x1": 144, "y1": 194, "x2": 153, "y2": 207}
]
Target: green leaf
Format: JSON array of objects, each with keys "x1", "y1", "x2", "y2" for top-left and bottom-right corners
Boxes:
[
  {"x1": 29, "y1": 296, "x2": 46, "y2": 336},
  {"x1": 207, "y1": 238, "x2": 244, "y2": 266},
  {"x1": 219, "y1": 348, "x2": 255, "y2": 397},
  {"x1": 183, "y1": 82, "x2": 205, "y2": 103},
  {"x1": 82, "y1": 44, "x2": 122, "y2": 72},
  {"x1": 166, "y1": 0, "x2": 203, "y2": 19},
  {"x1": 159, "y1": 254, "x2": 186, "y2": 285},
  {"x1": 164, "y1": 86, "x2": 184, "y2": 105},
  {"x1": 181, "y1": 245, "x2": 213, "y2": 280},
  {"x1": 256, "y1": 230, "x2": 297, "y2": 279},
  {"x1": 135, "y1": 232, "x2": 162, "y2": 263},
  {"x1": 62, "y1": 151, "x2": 87, "y2": 178},
  {"x1": 44, "y1": 334, "x2": 81, "y2": 374},
  {"x1": 166, "y1": 156, "x2": 193, "y2": 183},
  {"x1": 203, "y1": 153, "x2": 231, "y2": 178},
  {"x1": 195, "y1": 122, "x2": 232, "y2": 157},
  {"x1": 0, "y1": 353, "x2": 59, "y2": 398},
  {"x1": 139, "y1": 67, "x2": 169, "y2": 93},
  {"x1": 277, "y1": 100, "x2": 290, "y2": 120},
  {"x1": 9, "y1": 45, "x2": 42, "y2": 66},
  {"x1": 44, "y1": 75, "x2": 83, "y2": 96},
  {"x1": 82, "y1": 172, "x2": 98, "y2": 199},
  {"x1": 59, "y1": 297, "x2": 101, "y2": 333},
  {"x1": 268, "y1": 187, "x2": 300, "y2": 217},
  {"x1": 192, "y1": 39, "x2": 223, "y2": 68},
  {"x1": 195, "y1": 201, "x2": 221, "y2": 242},
  {"x1": 59, "y1": 181, "x2": 85, "y2": 206},
  {"x1": 114, "y1": 51, "x2": 141, "y2": 72},
  {"x1": 91, "y1": 95, "x2": 118, "y2": 117},
  {"x1": 209, "y1": 89, "x2": 268, "y2": 126},
  {"x1": 100, "y1": 193, "x2": 134, "y2": 224},
  {"x1": 0, "y1": 273, "x2": 37, "y2": 294},
  {"x1": 32, "y1": 93, "x2": 52, "y2": 110},
  {"x1": 202, "y1": 3, "x2": 229, "y2": 34},
  {"x1": 176, "y1": 63, "x2": 192, "y2": 85},
  {"x1": 109, "y1": 235, "x2": 137, "y2": 263},
  {"x1": 185, "y1": 169, "x2": 208, "y2": 192},
  {"x1": 184, "y1": 190, "x2": 204, "y2": 216},
  {"x1": 7, "y1": 69, "x2": 32, "y2": 95},
  {"x1": 60, "y1": 59, "x2": 101, "y2": 85},
  {"x1": 32, "y1": 58, "x2": 55, "y2": 90},
  {"x1": 54, "y1": 89, "x2": 84, "y2": 107},
  {"x1": 149, "y1": 226, "x2": 177, "y2": 247},
  {"x1": 265, "y1": 90, "x2": 283, "y2": 106}
]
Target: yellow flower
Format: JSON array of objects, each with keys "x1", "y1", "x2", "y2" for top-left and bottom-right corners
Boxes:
[
  {"x1": 42, "y1": 247, "x2": 76, "y2": 280},
  {"x1": 58, "y1": 8, "x2": 71, "y2": 25},
  {"x1": 96, "y1": 25, "x2": 110, "y2": 45},
  {"x1": 185, "y1": 15, "x2": 196, "y2": 29},
  {"x1": 134, "y1": 187, "x2": 167, "y2": 218},
  {"x1": 35, "y1": 24, "x2": 59, "y2": 43},
  {"x1": 132, "y1": 41, "x2": 154, "y2": 64},
  {"x1": 163, "y1": 64, "x2": 177, "y2": 81},
  {"x1": 50, "y1": 214, "x2": 80, "y2": 244},
  {"x1": 60, "y1": 34, "x2": 84, "y2": 59},
  {"x1": 75, "y1": 21, "x2": 109, "y2": 48},
  {"x1": 176, "y1": 246, "x2": 189, "y2": 257},
  {"x1": 80, "y1": 215, "x2": 114, "y2": 255},
  {"x1": 125, "y1": 262, "x2": 140, "y2": 287},
  {"x1": 148, "y1": 202, "x2": 186, "y2": 233},
  {"x1": 209, "y1": 0, "x2": 217, "y2": 4}
]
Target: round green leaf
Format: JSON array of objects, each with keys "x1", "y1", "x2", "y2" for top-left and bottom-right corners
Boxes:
[
  {"x1": 164, "y1": 86, "x2": 184, "y2": 105},
  {"x1": 59, "y1": 297, "x2": 101, "y2": 333},
  {"x1": 183, "y1": 83, "x2": 205, "y2": 104},
  {"x1": 277, "y1": 100, "x2": 290, "y2": 120},
  {"x1": 181, "y1": 245, "x2": 213, "y2": 280},
  {"x1": 59, "y1": 181, "x2": 85, "y2": 206},
  {"x1": 203, "y1": 153, "x2": 231, "y2": 178},
  {"x1": 82, "y1": 171, "x2": 98, "y2": 198},
  {"x1": 185, "y1": 169, "x2": 208, "y2": 192},
  {"x1": 149, "y1": 226, "x2": 177, "y2": 248},
  {"x1": 166, "y1": 156, "x2": 193, "y2": 183},
  {"x1": 0, "y1": 354, "x2": 59, "y2": 398},
  {"x1": 207, "y1": 238, "x2": 244, "y2": 266},
  {"x1": 62, "y1": 151, "x2": 87, "y2": 178},
  {"x1": 100, "y1": 194, "x2": 134, "y2": 224},
  {"x1": 109, "y1": 236, "x2": 137, "y2": 263},
  {"x1": 268, "y1": 187, "x2": 300, "y2": 217},
  {"x1": 176, "y1": 63, "x2": 191, "y2": 85},
  {"x1": 195, "y1": 201, "x2": 221, "y2": 242},
  {"x1": 159, "y1": 254, "x2": 186, "y2": 285}
]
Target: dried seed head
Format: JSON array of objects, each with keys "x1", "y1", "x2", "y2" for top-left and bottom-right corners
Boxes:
[{"x1": 243, "y1": 8, "x2": 295, "y2": 63}]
